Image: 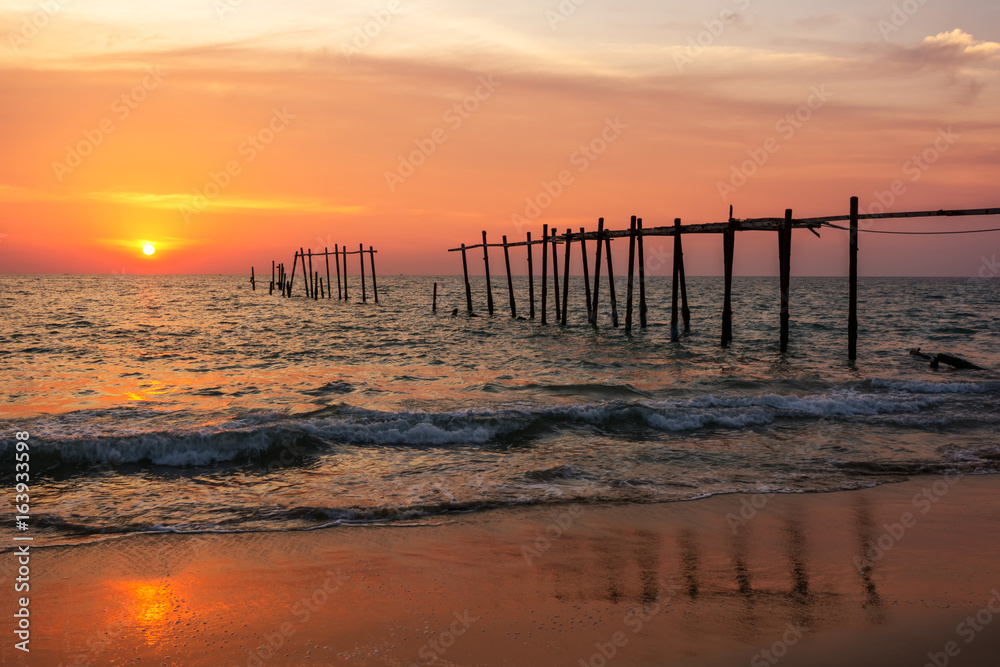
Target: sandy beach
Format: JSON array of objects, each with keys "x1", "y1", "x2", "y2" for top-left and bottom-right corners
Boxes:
[{"x1": 3, "y1": 474, "x2": 999, "y2": 666}]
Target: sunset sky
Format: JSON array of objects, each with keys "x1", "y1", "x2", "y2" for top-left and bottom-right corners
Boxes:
[{"x1": 0, "y1": 0, "x2": 997, "y2": 275}]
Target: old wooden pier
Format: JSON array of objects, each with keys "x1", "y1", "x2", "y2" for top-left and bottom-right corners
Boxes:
[
  {"x1": 252, "y1": 244, "x2": 380, "y2": 303},
  {"x1": 448, "y1": 198, "x2": 1000, "y2": 359}
]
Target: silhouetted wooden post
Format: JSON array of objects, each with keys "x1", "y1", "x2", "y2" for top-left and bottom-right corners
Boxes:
[
  {"x1": 359, "y1": 243, "x2": 366, "y2": 303},
  {"x1": 317, "y1": 272, "x2": 323, "y2": 299},
  {"x1": 307, "y1": 250, "x2": 315, "y2": 298},
  {"x1": 677, "y1": 221, "x2": 690, "y2": 334},
  {"x1": 300, "y1": 247, "x2": 309, "y2": 297},
  {"x1": 541, "y1": 225, "x2": 549, "y2": 325},
  {"x1": 849, "y1": 196, "x2": 859, "y2": 361},
  {"x1": 526, "y1": 232, "x2": 535, "y2": 319},
  {"x1": 503, "y1": 235, "x2": 516, "y2": 318},
  {"x1": 604, "y1": 234, "x2": 619, "y2": 327},
  {"x1": 324, "y1": 249, "x2": 331, "y2": 300},
  {"x1": 561, "y1": 229, "x2": 571, "y2": 326},
  {"x1": 671, "y1": 220, "x2": 681, "y2": 342},
  {"x1": 625, "y1": 216, "x2": 636, "y2": 333},
  {"x1": 290, "y1": 251, "x2": 299, "y2": 296},
  {"x1": 433, "y1": 282, "x2": 438, "y2": 312},
  {"x1": 461, "y1": 243, "x2": 473, "y2": 313},
  {"x1": 270, "y1": 260, "x2": 274, "y2": 294},
  {"x1": 637, "y1": 218, "x2": 647, "y2": 328},
  {"x1": 335, "y1": 244, "x2": 342, "y2": 300},
  {"x1": 551, "y1": 230, "x2": 561, "y2": 323},
  {"x1": 722, "y1": 207, "x2": 735, "y2": 347},
  {"x1": 482, "y1": 231, "x2": 494, "y2": 315},
  {"x1": 779, "y1": 209, "x2": 792, "y2": 353},
  {"x1": 579, "y1": 227, "x2": 592, "y2": 324},
  {"x1": 369, "y1": 246, "x2": 378, "y2": 303},
  {"x1": 342, "y1": 245, "x2": 349, "y2": 300},
  {"x1": 251, "y1": 266, "x2": 256, "y2": 291},
  {"x1": 591, "y1": 218, "x2": 604, "y2": 328}
]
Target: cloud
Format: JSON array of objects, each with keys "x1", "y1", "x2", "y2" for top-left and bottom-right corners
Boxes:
[{"x1": 890, "y1": 29, "x2": 1000, "y2": 68}]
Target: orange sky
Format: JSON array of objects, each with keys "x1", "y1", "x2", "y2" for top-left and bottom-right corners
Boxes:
[{"x1": 0, "y1": 2, "x2": 998, "y2": 275}]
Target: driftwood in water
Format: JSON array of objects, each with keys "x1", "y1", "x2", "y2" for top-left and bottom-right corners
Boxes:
[{"x1": 910, "y1": 348, "x2": 984, "y2": 370}]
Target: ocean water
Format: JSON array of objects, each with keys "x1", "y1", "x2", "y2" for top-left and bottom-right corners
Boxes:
[{"x1": 1, "y1": 273, "x2": 998, "y2": 547}]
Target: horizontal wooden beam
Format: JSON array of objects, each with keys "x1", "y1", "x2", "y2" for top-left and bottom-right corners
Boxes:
[{"x1": 446, "y1": 206, "x2": 1000, "y2": 251}]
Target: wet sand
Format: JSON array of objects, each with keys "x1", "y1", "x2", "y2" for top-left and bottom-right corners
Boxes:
[{"x1": 6, "y1": 475, "x2": 1000, "y2": 666}]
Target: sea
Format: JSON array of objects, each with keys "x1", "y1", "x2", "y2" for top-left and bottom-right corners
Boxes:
[{"x1": 1, "y1": 274, "x2": 998, "y2": 548}]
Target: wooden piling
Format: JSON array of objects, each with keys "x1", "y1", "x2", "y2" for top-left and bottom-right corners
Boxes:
[
  {"x1": 551, "y1": 229, "x2": 561, "y2": 323},
  {"x1": 591, "y1": 218, "x2": 604, "y2": 327},
  {"x1": 342, "y1": 245, "x2": 349, "y2": 300},
  {"x1": 482, "y1": 231, "x2": 494, "y2": 315},
  {"x1": 461, "y1": 243, "x2": 473, "y2": 313},
  {"x1": 307, "y1": 250, "x2": 315, "y2": 298},
  {"x1": 579, "y1": 227, "x2": 592, "y2": 324},
  {"x1": 677, "y1": 221, "x2": 690, "y2": 334},
  {"x1": 251, "y1": 266, "x2": 255, "y2": 291},
  {"x1": 561, "y1": 229, "x2": 571, "y2": 326},
  {"x1": 290, "y1": 252, "x2": 298, "y2": 296},
  {"x1": 625, "y1": 216, "x2": 636, "y2": 333},
  {"x1": 526, "y1": 232, "x2": 535, "y2": 319},
  {"x1": 671, "y1": 220, "x2": 681, "y2": 342},
  {"x1": 541, "y1": 225, "x2": 549, "y2": 325},
  {"x1": 270, "y1": 260, "x2": 275, "y2": 294},
  {"x1": 637, "y1": 218, "x2": 647, "y2": 329},
  {"x1": 325, "y1": 249, "x2": 331, "y2": 300},
  {"x1": 779, "y1": 209, "x2": 792, "y2": 353},
  {"x1": 369, "y1": 246, "x2": 378, "y2": 303},
  {"x1": 433, "y1": 282, "x2": 438, "y2": 312},
  {"x1": 359, "y1": 243, "x2": 367, "y2": 303},
  {"x1": 848, "y1": 196, "x2": 859, "y2": 361},
  {"x1": 316, "y1": 271, "x2": 322, "y2": 299},
  {"x1": 722, "y1": 207, "x2": 735, "y2": 347},
  {"x1": 300, "y1": 247, "x2": 309, "y2": 297},
  {"x1": 503, "y1": 235, "x2": 516, "y2": 318},
  {"x1": 335, "y1": 244, "x2": 342, "y2": 300},
  {"x1": 604, "y1": 234, "x2": 619, "y2": 327}
]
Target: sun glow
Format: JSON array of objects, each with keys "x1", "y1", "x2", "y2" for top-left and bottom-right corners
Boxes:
[{"x1": 141, "y1": 243, "x2": 156, "y2": 256}]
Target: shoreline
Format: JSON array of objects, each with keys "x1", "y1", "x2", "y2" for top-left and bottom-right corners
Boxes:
[{"x1": 5, "y1": 475, "x2": 1000, "y2": 665}]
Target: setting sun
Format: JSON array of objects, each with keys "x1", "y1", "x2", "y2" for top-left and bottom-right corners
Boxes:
[{"x1": 142, "y1": 243, "x2": 156, "y2": 256}]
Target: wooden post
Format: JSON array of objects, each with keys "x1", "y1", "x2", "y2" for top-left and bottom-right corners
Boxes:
[
  {"x1": 359, "y1": 243, "x2": 366, "y2": 303},
  {"x1": 325, "y1": 249, "x2": 331, "y2": 300},
  {"x1": 433, "y1": 282, "x2": 438, "y2": 312},
  {"x1": 251, "y1": 266, "x2": 255, "y2": 290},
  {"x1": 722, "y1": 206, "x2": 735, "y2": 347},
  {"x1": 551, "y1": 229, "x2": 561, "y2": 323},
  {"x1": 290, "y1": 251, "x2": 298, "y2": 296},
  {"x1": 849, "y1": 196, "x2": 859, "y2": 361},
  {"x1": 461, "y1": 243, "x2": 473, "y2": 313},
  {"x1": 671, "y1": 220, "x2": 681, "y2": 342},
  {"x1": 342, "y1": 245, "x2": 349, "y2": 300},
  {"x1": 335, "y1": 244, "x2": 342, "y2": 300},
  {"x1": 591, "y1": 218, "x2": 604, "y2": 328},
  {"x1": 270, "y1": 260, "x2": 275, "y2": 294},
  {"x1": 526, "y1": 232, "x2": 535, "y2": 319},
  {"x1": 678, "y1": 223, "x2": 690, "y2": 334},
  {"x1": 779, "y1": 209, "x2": 792, "y2": 353},
  {"x1": 482, "y1": 231, "x2": 494, "y2": 315},
  {"x1": 300, "y1": 247, "x2": 309, "y2": 297},
  {"x1": 541, "y1": 225, "x2": 548, "y2": 325},
  {"x1": 503, "y1": 235, "x2": 516, "y2": 318},
  {"x1": 604, "y1": 234, "x2": 619, "y2": 327},
  {"x1": 579, "y1": 227, "x2": 591, "y2": 324},
  {"x1": 561, "y1": 229, "x2": 571, "y2": 326},
  {"x1": 307, "y1": 249, "x2": 315, "y2": 298},
  {"x1": 317, "y1": 271, "x2": 322, "y2": 299},
  {"x1": 625, "y1": 216, "x2": 636, "y2": 333},
  {"x1": 637, "y1": 218, "x2": 647, "y2": 329},
  {"x1": 369, "y1": 246, "x2": 378, "y2": 303}
]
